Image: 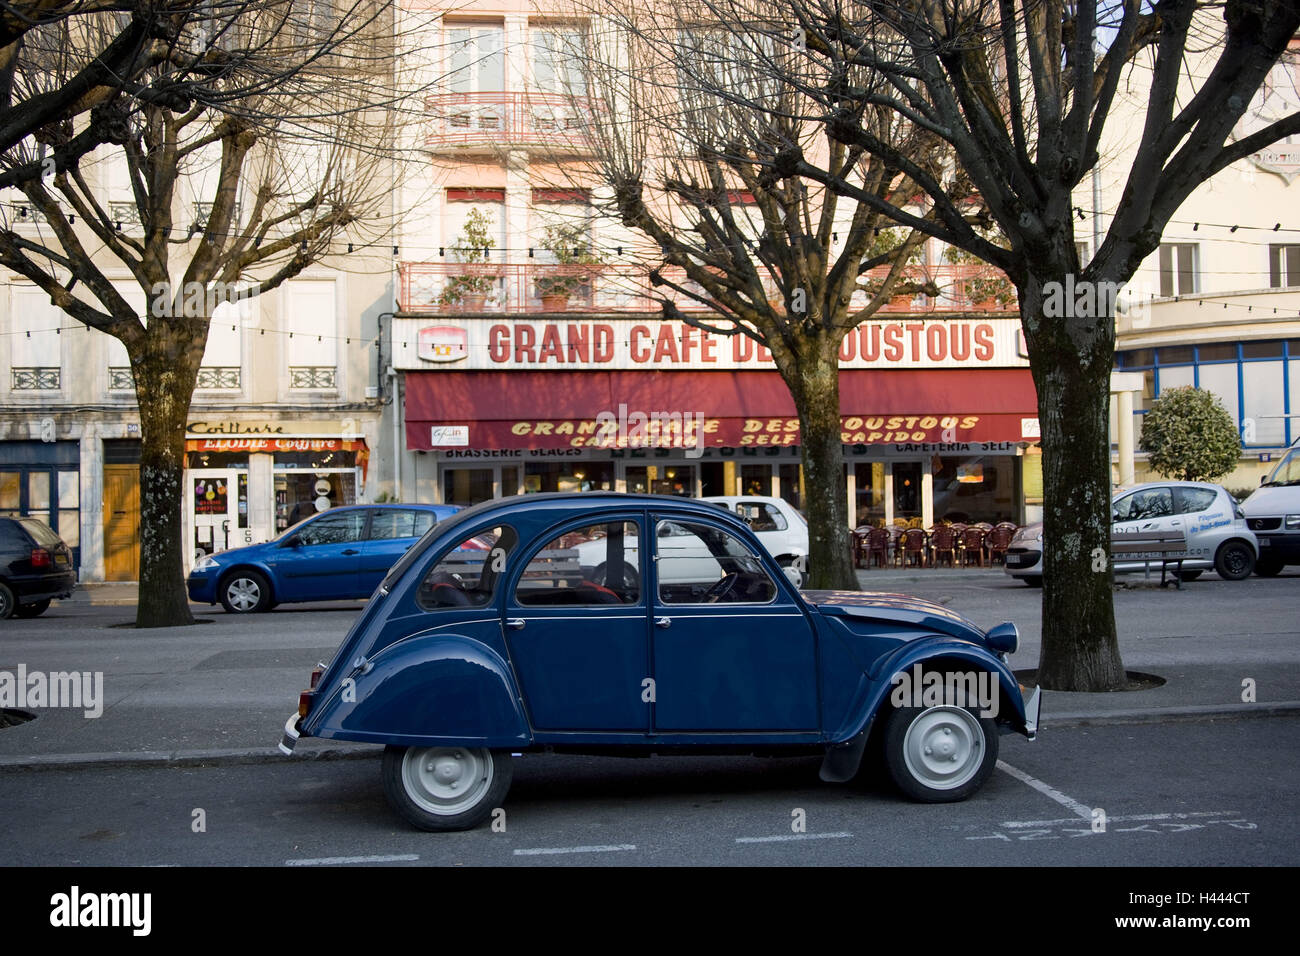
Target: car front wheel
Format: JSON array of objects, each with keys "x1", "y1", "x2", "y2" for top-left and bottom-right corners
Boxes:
[
  {"x1": 882, "y1": 699, "x2": 999, "y2": 802},
  {"x1": 778, "y1": 558, "x2": 806, "y2": 588},
  {"x1": 382, "y1": 745, "x2": 512, "y2": 831},
  {"x1": 1213, "y1": 541, "x2": 1255, "y2": 581},
  {"x1": 0, "y1": 582, "x2": 15, "y2": 619},
  {"x1": 219, "y1": 570, "x2": 272, "y2": 613}
]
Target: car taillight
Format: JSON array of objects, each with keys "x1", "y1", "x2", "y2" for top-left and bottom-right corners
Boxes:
[
  {"x1": 299, "y1": 690, "x2": 316, "y2": 718},
  {"x1": 309, "y1": 665, "x2": 325, "y2": 689},
  {"x1": 31, "y1": 548, "x2": 51, "y2": 569}
]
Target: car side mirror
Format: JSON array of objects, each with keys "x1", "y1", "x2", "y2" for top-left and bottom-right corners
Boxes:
[
  {"x1": 283, "y1": 534, "x2": 303, "y2": 549},
  {"x1": 1112, "y1": 512, "x2": 1119, "y2": 523}
]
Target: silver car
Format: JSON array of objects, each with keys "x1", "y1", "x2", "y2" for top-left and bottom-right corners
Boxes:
[{"x1": 1004, "y1": 481, "x2": 1258, "y2": 585}]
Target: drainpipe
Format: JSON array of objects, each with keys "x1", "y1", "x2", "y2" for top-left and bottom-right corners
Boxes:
[{"x1": 388, "y1": 365, "x2": 402, "y2": 502}]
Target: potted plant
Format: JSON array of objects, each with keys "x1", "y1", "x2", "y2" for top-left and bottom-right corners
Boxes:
[
  {"x1": 535, "y1": 222, "x2": 602, "y2": 311},
  {"x1": 439, "y1": 208, "x2": 498, "y2": 310}
]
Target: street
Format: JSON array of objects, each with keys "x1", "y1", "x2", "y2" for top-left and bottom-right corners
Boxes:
[{"x1": 1, "y1": 568, "x2": 1297, "y2": 867}]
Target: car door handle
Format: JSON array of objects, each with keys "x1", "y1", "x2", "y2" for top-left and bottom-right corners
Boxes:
[
  {"x1": 506, "y1": 618, "x2": 525, "y2": 630},
  {"x1": 655, "y1": 617, "x2": 671, "y2": 628},
  {"x1": 342, "y1": 549, "x2": 360, "y2": 555}
]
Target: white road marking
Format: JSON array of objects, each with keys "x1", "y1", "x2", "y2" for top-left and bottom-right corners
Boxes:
[
  {"x1": 996, "y1": 759, "x2": 1093, "y2": 819},
  {"x1": 512, "y1": 844, "x2": 637, "y2": 856},
  {"x1": 998, "y1": 810, "x2": 1239, "y2": 828},
  {"x1": 286, "y1": 854, "x2": 419, "y2": 866},
  {"x1": 736, "y1": 832, "x2": 853, "y2": 844}
]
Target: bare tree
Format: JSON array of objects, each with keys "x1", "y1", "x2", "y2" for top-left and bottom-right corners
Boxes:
[
  {"x1": 699, "y1": 0, "x2": 1300, "y2": 690},
  {"x1": 567, "y1": 3, "x2": 999, "y2": 588},
  {"x1": 0, "y1": 1, "x2": 403, "y2": 626}
]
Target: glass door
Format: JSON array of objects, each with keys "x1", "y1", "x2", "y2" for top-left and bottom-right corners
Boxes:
[{"x1": 190, "y1": 468, "x2": 247, "y2": 559}]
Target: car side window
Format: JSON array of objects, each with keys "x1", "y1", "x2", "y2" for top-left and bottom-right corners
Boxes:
[
  {"x1": 656, "y1": 520, "x2": 776, "y2": 605},
  {"x1": 737, "y1": 503, "x2": 786, "y2": 532},
  {"x1": 297, "y1": 511, "x2": 365, "y2": 546},
  {"x1": 369, "y1": 509, "x2": 437, "y2": 540},
  {"x1": 417, "y1": 526, "x2": 518, "y2": 610},
  {"x1": 515, "y1": 522, "x2": 640, "y2": 606},
  {"x1": 1174, "y1": 488, "x2": 1218, "y2": 515},
  {"x1": 1114, "y1": 488, "x2": 1173, "y2": 522}
]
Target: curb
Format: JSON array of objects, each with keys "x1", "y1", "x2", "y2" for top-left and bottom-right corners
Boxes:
[{"x1": 3, "y1": 702, "x2": 1298, "y2": 772}]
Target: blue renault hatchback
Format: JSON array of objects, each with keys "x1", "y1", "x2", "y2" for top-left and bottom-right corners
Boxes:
[
  {"x1": 281, "y1": 493, "x2": 1040, "y2": 831},
  {"x1": 187, "y1": 503, "x2": 460, "y2": 613}
]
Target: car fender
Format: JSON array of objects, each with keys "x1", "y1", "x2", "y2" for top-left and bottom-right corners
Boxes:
[
  {"x1": 215, "y1": 561, "x2": 279, "y2": 597},
  {"x1": 302, "y1": 632, "x2": 531, "y2": 748},
  {"x1": 833, "y1": 635, "x2": 1029, "y2": 744}
]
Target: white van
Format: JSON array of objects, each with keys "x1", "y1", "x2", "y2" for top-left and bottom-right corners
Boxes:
[{"x1": 1241, "y1": 439, "x2": 1300, "y2": 576}]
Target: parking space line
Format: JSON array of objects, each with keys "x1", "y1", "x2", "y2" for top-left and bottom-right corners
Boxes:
[
  {"x1": 286, "y1": 854, "x2": 420, "y2": 866},
  {"x1": 735, "y1": 832, "x2": 853, "y2": 844},
  {"x1": 996, "y1": 760, "x2": 1092, "y2": 819},
  {"x1": 512, "y1": 844, "x2": 637, "y2": 856},
  {"x1": 998, "y1": 810, "x2": 1239, "y2": 828}
]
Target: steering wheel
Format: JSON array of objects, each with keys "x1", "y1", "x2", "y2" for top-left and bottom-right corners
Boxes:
[{"x1": 703, "y1": 573, "x2": 740, "y2": 604}]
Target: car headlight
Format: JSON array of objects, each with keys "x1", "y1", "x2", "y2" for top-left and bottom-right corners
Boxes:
[
  {"x1": 1286, "y1": 515, "x2": 1300, "y2": 530},
  {"x1": 193, "y1": 555, "x2": 220, "y2": 572}
]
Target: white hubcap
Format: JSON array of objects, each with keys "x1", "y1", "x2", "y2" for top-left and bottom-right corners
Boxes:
[
  {"x1": 227, "y1": 578, "x2": 261, "y2": 611},
  {"x1": 402, "y1": 747, "x2": 493, "y2": 816},
  {"x1": 902, "y1": 706, "x2": 985, "y2": 790}
]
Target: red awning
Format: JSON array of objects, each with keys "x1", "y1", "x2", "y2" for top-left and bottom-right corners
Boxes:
[{"x1": 404, "y1": 369, "x2": 1038, "y2": 450}]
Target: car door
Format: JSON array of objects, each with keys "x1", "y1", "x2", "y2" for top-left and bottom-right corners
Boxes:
[
  {"x1": 1112, "y1": 486, "x2": 1178, "y2": 568},
  {"x1": 1174, "y1": 486, "x2": 1226, "y2": 562},
  {"x1": 358, "y1": 509, "x2": 440, "y2": 594},
  {"x1": 649, "y1": 515, "x2": 819, "y2": 732},
  {"x1": 503, "y1": 517, "x2": 650, "y2": 732},
  {"x1": 270, "y1": 509, "x2": 366, "y2": 601}
]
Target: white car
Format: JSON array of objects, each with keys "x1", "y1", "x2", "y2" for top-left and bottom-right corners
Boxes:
[
  {"x1": 573, "y1": 495, "x2": 810, "y2": 589},
  {"x1": 1004, "y1": 481, "x2": 1258, "y2": 585},
  {"x1": 1240, "y1": 439, "x2": 1300, "y2": 576},
  {"x1": 702, "y1": 496, "x2": 810, "y2": 587}
]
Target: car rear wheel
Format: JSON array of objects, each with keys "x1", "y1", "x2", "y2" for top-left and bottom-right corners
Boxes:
[
  {"x1": 0, "y1": 583, "x2": 15, "y2": 619},
  {"x1": 1255, "y1": 556, "x2": 1284, "y2": 577},
  {"x1": 1021, "y1": 575, "x2": 1043, "y2": 588},
  {"x1": 1213, "y1": 541, "x2": 1255, "y2": 581},
  {"x1": 14, "y1": 598, "x2": 51, "y2": 618},
  {"x1": 882, "y1": 697, "x2": 999, "y2": 802},
  {"x1": 1178, "y1": 570, "x2": 1202, "y2": 582},
  {"x1": 382, "y1": 745, "x2": 512, "y2": 832},
  {"x1": 219, "y1": 570, "x2": 272, "y2": 613}
]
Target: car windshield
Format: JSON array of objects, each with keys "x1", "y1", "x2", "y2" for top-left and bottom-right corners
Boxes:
[{"x1": 1262, "y1": 446, "x2": 1300, "y2": 486}]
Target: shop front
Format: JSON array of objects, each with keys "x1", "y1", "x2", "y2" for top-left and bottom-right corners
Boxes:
[
  {"x1": 182, "y1": 422, "x2": 370, "y2": 570},
  {"x1": 396, "y1": 315, "x2": 1041, "y2": 525}
]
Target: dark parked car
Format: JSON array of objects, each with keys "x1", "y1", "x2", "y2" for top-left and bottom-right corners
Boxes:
[
  {"x1": 281, "y1": 493, "x2": 1040, "y2": 831},
  {"x1": 187, "y1": 504, "x2": 460, "y2": 613},
  {"x1": 0, "y1": 516, "x2": 76, "y2": 619}
]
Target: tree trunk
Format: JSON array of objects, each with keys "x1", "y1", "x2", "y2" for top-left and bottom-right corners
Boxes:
[
  {"x1": 787, "y1": 346, "x2": 858, "y2": 590},
  {"x1": 132, "y1": 335, "x2": 201, "y2": 628},
  {"x1": 1021, "y1": 277, "x2": 1127, "y2": 690}
]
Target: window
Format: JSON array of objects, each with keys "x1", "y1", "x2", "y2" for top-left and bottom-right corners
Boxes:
[
  {"x1": 284, "y1": 280, "x2": 337, "y2": 389},
  {"x1": 736, "y1": 502, "x2": 786, "y2": 532},
  {"x1": 1269, "y1": 244, "x2": 1300, "y2": 288},
  {"x1": 1114, "y1": 487, "x2": 1173, "y2": 521},
  {"x1": 531, "y1": 27, "x2": 587, "y2": 96},
  {"x1": 516, "y1": 521, "x2": 640, "y2": 606},
  {"x1": 368, "y1": 509, "x2": 437, "y2": 540},
  {"x1": 296, "y1": 510, "x2": 365, "y2": 546},
  {"x1": 655, "y1": 520, "x2": 776, "y2": 604},
  {"x1": 10, "y1": 286, "x2": 63, "y2": 390},
  {"x1": 417, "y1": 526, "x2": 517, "y2": 610},
  {"x1": 447, "y1": 25, "x2": 504, "y2": 94},
  {"x1": 1158, "y1": 243, "x2": 1198, "y2": 297},
  {"x1": 1174, "y1": 487, "x2": 1218, "y2": 515}
]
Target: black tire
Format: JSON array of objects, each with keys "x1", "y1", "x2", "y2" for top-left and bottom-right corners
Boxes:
[
  {"x1": 219, "y1": 569, "x2": 272, "y2": 613},
  {"x1": 381, "y1": 745, "x2": 512, "y2": 832},
  {"x1": 0, "y1": 582, "x2": 15, "y2": 619},
  {"x1": 1255, "y1": 556, "x2": 1284, "y2": 577},
  {"x1": 1213, "y1": 541, "x2": 1255, "y2": 581},
  {"x1": 14, "y1": 599, "x2": 51, "y2": 618},
  {"x1": 1178, "y1": 570, "x2": 1203, "y2": 582},
  {"x1": 1021, "y1": 575, "x2": 1043, "y2": 588},
  {"x1": 882, "y1": 695, "x2": 999, "y2": 803}
]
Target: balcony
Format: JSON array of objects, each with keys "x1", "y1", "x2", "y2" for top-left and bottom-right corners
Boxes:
[
  {"x1": 10, "y1": 367, "x2": 60, "y2": 390},
  {"x1": 424, "y1": 92, "x2": 599, "y2": 155},
  {"x1": 398, "y1": 261, "x2": 1018, "y2": 315}
]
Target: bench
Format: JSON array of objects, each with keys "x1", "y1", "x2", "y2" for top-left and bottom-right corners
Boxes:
[{"x1": 1110, "y1": 528, "x2": 1188, "y2": 588}]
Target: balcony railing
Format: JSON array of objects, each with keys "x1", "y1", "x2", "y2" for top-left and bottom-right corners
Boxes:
[
  {"x1": 108, "y1": 366, "x2": 242, "y2": 390},
  {"x1": 11, "y1": 367, "x2": 61, "y2": 390},
  {"x1": 398, "y1": 261, "x2": 1018, "y2": 315},
  {"x1": 424, "y1": 92, "x2": 599, "y2": 153},
  {"x1": 108, "y1": 367, "x2": 134, "y2": 390},
  {"x1": 289, "y1": 366, "x2": 337, "y2": 389}
]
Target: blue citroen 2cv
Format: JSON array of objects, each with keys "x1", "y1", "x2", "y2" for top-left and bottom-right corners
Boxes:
[{"x1": 280, "y1": 493, "x2": 1040, "y2": 831}]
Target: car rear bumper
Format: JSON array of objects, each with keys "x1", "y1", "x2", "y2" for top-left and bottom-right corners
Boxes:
[
  {"x1": 11, "y1": 571, "x2": 77, "y2": 602},
  {"x1": 278, "y1": 713, "x2": 302, "y2": 755}
]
